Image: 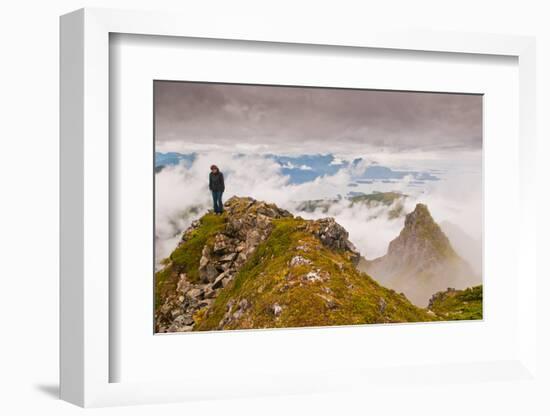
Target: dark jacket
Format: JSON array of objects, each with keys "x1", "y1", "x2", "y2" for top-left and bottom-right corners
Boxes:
[{"x1": 209, "y1": 171, "x2": 225, "y2": 192}]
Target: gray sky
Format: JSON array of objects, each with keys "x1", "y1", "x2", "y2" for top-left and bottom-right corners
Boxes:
[{"x1": 154, "y1": 81, "x2": 482, "y2": 154}]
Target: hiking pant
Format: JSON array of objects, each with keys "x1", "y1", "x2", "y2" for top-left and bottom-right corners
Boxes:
[{"x1": 212, "y1": 191, "x2": 224, "y2": 213}]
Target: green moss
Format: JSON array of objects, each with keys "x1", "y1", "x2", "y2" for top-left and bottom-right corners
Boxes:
[
  {"x1": 169, "y1": 213, "x2": 226, "y2": 283},
  {"x1": 429, "y1": 285, "x2": 483, "y2": 320},
  {"x1": 195, "y1": 217, "x2": 434, "y2": 331},
  {"x1": 155, "y1": 213, "x2": 226, "y2": 310}
]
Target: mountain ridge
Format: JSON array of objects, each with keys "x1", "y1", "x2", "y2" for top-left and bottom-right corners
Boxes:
[{"x1": 155, "y1": 196, "x2": 439, "y2": 332}]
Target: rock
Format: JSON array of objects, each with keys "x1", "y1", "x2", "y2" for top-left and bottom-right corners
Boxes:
[
  {"x1": 186, "y1": 288, "x2": 204, "y2": 300},
  {"x1": 255, "y1": 213, "x2": 272, "y2": 230},
  {"x1": 271, "y1": 303, "x2": 283, "y2": 317},
  {"x1": 228, "y1": 298, "x2": 251, "y2": 321},
  {"x1": 173, "y1": 314, "x2": 194, "y2": 326},
  {"x1": 199, "y1": 254, "x2": 209, "y2": 269},
  {"x1": 245, "y1": 230, "x2": 262, "y2": 252},
  {"x1": 198, "y1": 299, "x2": 214, "y2": 309},
  {"x1": 213, "y1": 234, "x2": 232, "y2": 253},
  {"x1": 378, "y1": 298, "x2": 387, "y2": 314},
  {"x1": 221, "y1": 262, "x2": 233, "y2": 272},
  {"x1": 171, "y1": 308, "x2": 182, "y2": 318},
  {"x1": 212, "y1": 272, "x2": 229, "y2": 289},
  {"x1": 306, "y1": 217, "x2": 360, "y2": 265},
  {"x1": 217, "y1": 300, "x2": 237, "y2": 329},
  {"x1": 220, "y1": 252, "x2": 237, "y2": 262},
  {"x1": 305, "y1": 270, "x2": 323, "y2": 282},
  {"x1": 315, "y1": 293, "x2": 338, "y2": 309},
  {"x1": 176, "y1": 274, "x2": 191, "y2": 294},
  {"x1": 200, "y1": 263, "x2": 219, "y2": 283},
  {"x1": 203, "y1": 285, "x2": 217, "y2": 299},
  {"x1": 238, "y1": 298, "x2": 250, "y2": 310},
  {"x1": 289, "y1": 255, "x2": 311, "y2": 267},
  {"x1": 236, "y1": 251, "x2": 247, "y2": 263},
  {"x1": 171, "y1": 325, "x2": 194, "y2": 332},
  {"x1": 296, "y1": 242, "x2": 310, "y2": 252}
]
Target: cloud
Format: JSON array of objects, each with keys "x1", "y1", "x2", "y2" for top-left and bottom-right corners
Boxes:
[
  {"x1": 154, "y1": 82, "x2": 482, "y2": 154},
  {"x1": 155, "y1": 152, "x2": 482, "y2": 275},
  {"x1": 279, "y1": 161, "x2": 313, "y2": 170}
]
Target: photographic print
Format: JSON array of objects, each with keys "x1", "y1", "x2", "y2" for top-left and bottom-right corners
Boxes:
[{"x1": 154, "y1": 81, "x2": 483, "y2": 333}]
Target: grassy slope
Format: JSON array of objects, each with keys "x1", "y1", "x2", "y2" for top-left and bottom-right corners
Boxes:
[
  {"x1": 429, "y1": 285, "x2": 483, "y2": 320},
  {"x1": 155, "y1": 213, "x2": 226, "y2": 309},
  {"x1": 195, "y1": 217, "x2": 434, "y2": 331}
]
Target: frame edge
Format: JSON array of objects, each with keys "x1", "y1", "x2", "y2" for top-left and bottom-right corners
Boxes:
[{"x1": 60, "y1": 8, "x2": 85, "y2": 407}]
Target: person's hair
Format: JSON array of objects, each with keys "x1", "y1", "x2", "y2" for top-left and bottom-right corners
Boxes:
[{"x1": 210, "y1": 164, "x2": 219, "y2": 172}]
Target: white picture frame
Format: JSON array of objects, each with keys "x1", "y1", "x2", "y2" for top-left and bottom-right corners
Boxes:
[{"x1": 60, "y1": 8, "x2": 538, "y2": 408}]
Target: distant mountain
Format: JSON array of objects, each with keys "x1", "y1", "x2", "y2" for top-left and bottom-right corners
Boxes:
[
  {"x1": 295, "y1": 191, "x2": 407, "y2": 219},
  {"x1": 359, "y1": 203, "x2": 479, "y2": 306},
  {"x1": 348, "y1": 191, "x2": 406, "y2": 205}
]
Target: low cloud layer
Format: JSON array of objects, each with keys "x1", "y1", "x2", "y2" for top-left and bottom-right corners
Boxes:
[{"x1": 155, "y1": 152, "x2": 482, "y2": 276}]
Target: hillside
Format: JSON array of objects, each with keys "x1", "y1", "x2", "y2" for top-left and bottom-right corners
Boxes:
[
  {"x1": 428, "y1": 285, "x2": 483, "y2": 320},
  {"x1": 155, "y1": 196, "x2": 436, "y2": 332},
  {"x1": 359, "y1": 203, "x2": 479, "y2": 306}
]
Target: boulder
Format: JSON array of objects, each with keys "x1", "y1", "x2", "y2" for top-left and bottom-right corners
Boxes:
[
  {"x1": 200, "y1": 263, "x2": 219, "y2": 283},
  {"x1": 306, "y1": 217, "x2": 361, "y2": 265},
  {"x1": 212, "y1": 271, "x2": 229, "y2": 290}
]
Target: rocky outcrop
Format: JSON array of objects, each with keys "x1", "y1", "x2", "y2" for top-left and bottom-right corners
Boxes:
[
  {"x1": 305, "y1": 217, "x2": 360, "y2": 265},
  {"x1": 155, "y1": 197, "x2": 294, "y2": 332}
]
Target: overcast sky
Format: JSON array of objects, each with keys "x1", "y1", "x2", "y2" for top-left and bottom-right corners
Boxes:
[{"x1": 154, "y1": 81, "x2": 482, "y2": 155}]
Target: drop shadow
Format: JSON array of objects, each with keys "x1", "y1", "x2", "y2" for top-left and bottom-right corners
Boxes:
[{"x1": 34, "y1": 383, "x2": 59, "y2": 399}]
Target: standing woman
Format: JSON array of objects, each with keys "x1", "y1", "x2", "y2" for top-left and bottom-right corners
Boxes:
[{"x1": 209, "y1": 165, "x2": 225, "y2": 214}]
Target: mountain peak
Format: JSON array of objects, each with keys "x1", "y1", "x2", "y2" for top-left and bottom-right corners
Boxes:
[
  {"x1": 388, "y1": 203, "x2": 454, "y2": 259},
  {"x1": 403, "y1": 203, "x2": 434, "y2": 230},
  {"x1": 409, "y1": 202, "x2": 430, "y2": 218}
]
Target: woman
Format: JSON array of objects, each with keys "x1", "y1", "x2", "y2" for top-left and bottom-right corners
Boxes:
[{"x1": 209, "y1": 164, "x2": 225, "y2": 214}]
